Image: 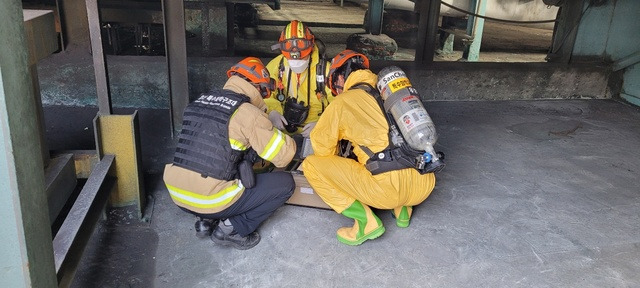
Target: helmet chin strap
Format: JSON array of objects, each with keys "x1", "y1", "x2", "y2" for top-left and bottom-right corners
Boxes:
[
  {"x1": 344, "y1": 61, "x2": 353, "y2": 81},
  {"x1": 259, "y1": 85, "x2": 271, "y2": 98},
  {"x1": 337, "y1": 63, "x2": 353, "y2": 93},
  {"x1": 333, "y1": 84, "x2": 343, "y2": 94}
]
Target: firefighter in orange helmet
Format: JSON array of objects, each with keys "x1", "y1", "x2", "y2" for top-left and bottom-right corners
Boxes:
[
  {"x1": 265, "y1": 20, "x2": 333, "y2": 137},
  {"x1": 301, "y1": 50, "x2": 437, "y2": 245},
  {"x1": 163, "y1": 57, "x2": 297, "y2": 250}
]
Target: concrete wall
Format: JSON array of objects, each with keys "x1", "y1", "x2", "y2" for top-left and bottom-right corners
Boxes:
[
  {"x1": 59, "y1": 0, "x2": 90, "y2": 48},
  {"x1": 401, "y1": 64, "x2": 609, "y2": 101},
  {"x1": 38, "y1": 0, "x2": 638, "y2": 108},
  {"x1": 37, "y1": 54, "x2": 611, "y2": 109},
  {"x1": 572, "y1": 0, "x2": 640, "y2": 105}
]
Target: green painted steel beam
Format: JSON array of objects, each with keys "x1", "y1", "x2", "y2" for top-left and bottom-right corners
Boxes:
[
  {"x1": 0, "y1": 0, "x2": 57, "y2": 287},
  {"x1": 613, "y1": 50, "x2": 640, "y2": 72},
  {"x1": 463, "y1": 0, "x2": 487, "y2": 61},
  {"x1": 367, "y1": 0, "x2": 383, "y2": 35},
  {"x1": 621, "y1": 92, "x2": 640, "y2": 106}
]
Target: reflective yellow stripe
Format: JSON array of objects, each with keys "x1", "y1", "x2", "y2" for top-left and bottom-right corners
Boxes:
[
  {"x1": 296, "y1": 22, "x2": 304, "y2": 38},
  {"x1": 229, "y1": 138, "x2": 247, "y2": 150},
  {"x1": 286, "y1": 21, "x2": 293, "y2": 39},
  {"x1": 286, "y1": 21, "x2": 304, "y2": 39},
  {"x1": 285, "y1": 24, "x2": 291, "y2": 39},
  {"x1": 260, "y1": 129, "x2": 286, "y2": 161},
  {"x1": 166, "y1": 182, "x2": 245, "y2": 209}
]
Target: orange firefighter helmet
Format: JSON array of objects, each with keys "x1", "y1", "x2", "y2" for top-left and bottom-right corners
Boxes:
[
  {"x1": 275, "y1": 20, "x2": 315, "y2": 60},
  {"x1": 327, "y1": 50, "x2": 370, "y2": 96},
  {"x1": 227, "y1": 57, "x2": 275, "y2": 98}
]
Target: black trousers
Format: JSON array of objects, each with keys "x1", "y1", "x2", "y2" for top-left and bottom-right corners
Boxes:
[{"x1": 187, "y1": 171, "x2": 295, "y2": 237}]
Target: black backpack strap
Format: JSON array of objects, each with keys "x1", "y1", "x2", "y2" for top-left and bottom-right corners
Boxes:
[{"x1": 350, "y1": 82, "x2": 397, "y2": 156}]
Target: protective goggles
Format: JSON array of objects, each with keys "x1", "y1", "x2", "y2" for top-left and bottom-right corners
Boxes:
[{"x1": 271, "y1": 38, "x2": 313, "y2": 59}]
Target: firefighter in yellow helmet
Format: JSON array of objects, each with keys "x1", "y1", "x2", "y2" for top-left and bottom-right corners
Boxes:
[
  {"x1": 301, "y1": 50, "x2": 437, "y2": 246},
  {"x1": 163, "y1": 57, "x2": 297, "y2": 250},
  {"x1": 265, "y1": 20, "x2": 333, "y2": 137}
]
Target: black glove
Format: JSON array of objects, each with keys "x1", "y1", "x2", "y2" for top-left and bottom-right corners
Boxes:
[{"x1": 244, "y1": 148, "x2": 260, "y2": 164}]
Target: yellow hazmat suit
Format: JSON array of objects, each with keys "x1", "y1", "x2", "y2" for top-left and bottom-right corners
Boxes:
[
  {"x1": 301, "y1": 69, "x2": 436, "y2": 245},
  {"x1": 265, "y1": 46, "x2": 333, "y2": 133}
]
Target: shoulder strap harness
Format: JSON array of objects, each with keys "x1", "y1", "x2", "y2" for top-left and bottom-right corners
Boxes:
[
  {"x1": 277, "y1": 53, "x2": 329, "y2": 116},
  {"x1": 350, "y1": 83, "x2": 431, "y2": 175}
]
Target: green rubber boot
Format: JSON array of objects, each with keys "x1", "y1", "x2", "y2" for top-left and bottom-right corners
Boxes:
[
  {"x1": 392, "y1": 206, "x2": 412, "y2": 228},
  {"x1": 336, "y1": 200, "x2": 385, "y2": 246}
]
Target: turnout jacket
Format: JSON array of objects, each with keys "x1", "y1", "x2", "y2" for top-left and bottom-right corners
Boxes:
[{"x1": 163, "y1": 76, "x2": 296, "y2": 214}]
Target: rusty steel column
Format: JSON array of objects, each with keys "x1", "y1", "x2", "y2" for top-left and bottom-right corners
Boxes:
[
  {"x1": 416, "y1": 0, "x2": 441, "y2": 64},
  {"x1": 162, "y1": 0, "x2": 189, "y2": 136},
  {"x1": 85, "y1": 0, "x2": 112, "y2": 115}
]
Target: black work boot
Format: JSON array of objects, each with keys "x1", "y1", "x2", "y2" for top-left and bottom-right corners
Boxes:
[
  {"x1": 211, "y1": 220, "x2": 261, "y2": 250},
  {"x1": 194, "y1": 218, "x2": 216, "y2": 239}
]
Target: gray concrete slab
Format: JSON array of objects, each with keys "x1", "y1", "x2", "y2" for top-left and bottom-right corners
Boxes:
[{"x1": 54, "y1": 99, "x2": 640, "y2": 287}]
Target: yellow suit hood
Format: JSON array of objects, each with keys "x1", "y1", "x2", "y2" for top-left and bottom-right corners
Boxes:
[
  {"x1": 343, "y1": 69, "x2": 378, "y2": 92},
  {"x1": 310, "y1": 68, "x2": 387, "y2": 161}
]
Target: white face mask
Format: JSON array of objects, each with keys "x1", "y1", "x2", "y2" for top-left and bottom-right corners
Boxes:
[{"x1": 288, "y1": 59, "x2": 310, "y2": 74}]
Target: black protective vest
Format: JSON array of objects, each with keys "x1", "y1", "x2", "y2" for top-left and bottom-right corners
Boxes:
[
  {"x1": 350, "y1": 83, "x2": 431, "y2": 175},
  {"x1": 173, "y1": 90, "x2": 250, "y2": 180}
]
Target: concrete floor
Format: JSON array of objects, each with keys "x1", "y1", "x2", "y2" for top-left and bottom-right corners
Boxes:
[
  {"x1": 38, "y1": 2, "x2": 634, "y2": 286},
  {"x1": 45, "y1": 98, "x2": 640, "y2": 287}
]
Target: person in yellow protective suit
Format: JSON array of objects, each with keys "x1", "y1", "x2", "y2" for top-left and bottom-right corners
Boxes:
[
  {"x1": 163, "y1": 57, "x2": 297, "y2": 250},
  {"x1": 301, "y1": 50, "x2": 437, "y2": 246},
  {"x1": 265, "y1": 20, "x2": 333, "y2": 137}
]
